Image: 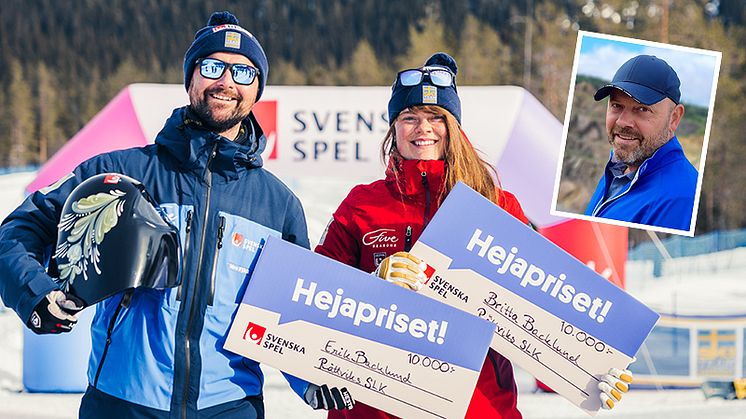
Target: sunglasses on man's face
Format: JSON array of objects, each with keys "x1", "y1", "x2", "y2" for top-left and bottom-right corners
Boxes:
[
  {"x1": 197, "y1": 58, "x2": 259, "y2": 85},
  {"x1": 397, "y1": 67, "x2": 455, "y2": 88}
]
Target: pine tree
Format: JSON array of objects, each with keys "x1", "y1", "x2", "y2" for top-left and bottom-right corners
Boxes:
[
  {"x1": 306, "y1": 59, "x2": 342, "y2": 86},
  {"x1": 161, "y1": 64, "x2": 184, "y2": 85},
  {"x1": 397, "y1": 15, "x2": 451, "y2": 69},
  {"x1": 8, "y1": 60, "x2": 36, "y2": 167},
  {"x1": 271, "y1": 60, "x2": 307, "y2": 85},
  {"x1": 344, "y1": 40, "x2": 391, "y2": 86},
  {"x1": 82, "y1": 68, "x2": 105, "y2": 124},
  {"x1": 104, "y1": 57, "x2": 150, "y2": 102},
  {"x1": 531, "y1": 1, "x2": 576, "y2": 118},
  {"x1": 456, "y1": 14, "x2": 513, "y2": 85},
  {"x1": 37, "y1": 63, "x2": 62, "y2": 162},
  {"x1": 0, "y1": 91, "x2": 8, "y2": 168}
]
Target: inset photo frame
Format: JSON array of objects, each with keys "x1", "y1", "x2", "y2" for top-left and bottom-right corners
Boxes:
[{"x1": 551, "y1": 31, "x2": 721, "y2": 237}]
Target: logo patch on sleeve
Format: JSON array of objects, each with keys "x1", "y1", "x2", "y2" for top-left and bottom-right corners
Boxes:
[{"x1": 225, "y1": 31, "x2": 241, "y2": 49}]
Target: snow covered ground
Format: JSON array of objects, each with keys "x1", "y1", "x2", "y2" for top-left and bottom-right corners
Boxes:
[
  {"x1": 3, "y1": 302, "x2": 745, "y2": 419},
  {"x1": 2, "y1": 310, "x2": 744, "y2": 419},
  {"x1": 2, "y1": 171, "x2": 746, "y2": 418}
]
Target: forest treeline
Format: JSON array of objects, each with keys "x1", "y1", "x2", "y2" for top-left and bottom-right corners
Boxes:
[{"x1": 1, "y1": 0, "x2": 746, "y2": 236}]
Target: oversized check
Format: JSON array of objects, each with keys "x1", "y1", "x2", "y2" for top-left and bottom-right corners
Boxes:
[
  {"x1": 410, "y1": 182, "x2": 660, "y2": 415},
  {"x1": 224, "y1": 236, "x2": 496, "y2": 419}
]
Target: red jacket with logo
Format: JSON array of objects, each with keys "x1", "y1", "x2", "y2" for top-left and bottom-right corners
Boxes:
[{"x1": 315, "y1": 159, "x2": 527, "y2": 419}]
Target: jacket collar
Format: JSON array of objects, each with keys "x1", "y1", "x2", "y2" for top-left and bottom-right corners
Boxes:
[
  {"x1": 155, "y1": 107, "x2": 266, "y2": 179},
  {"x1": 606, "y1": 135, "x2": 686, "y2": 180},
  {"x1": 385, "y1": 158, "x2": 445, "y2": 198}
]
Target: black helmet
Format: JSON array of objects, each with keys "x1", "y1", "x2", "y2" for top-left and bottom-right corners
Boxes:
[{"x1": 53, "y1": 173, "x2": 181, "y2": 306}]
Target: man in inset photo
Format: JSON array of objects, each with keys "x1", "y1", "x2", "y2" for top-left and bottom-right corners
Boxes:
[{"x1": 584, "y1": 54, "x2": 696, "y2": 231}]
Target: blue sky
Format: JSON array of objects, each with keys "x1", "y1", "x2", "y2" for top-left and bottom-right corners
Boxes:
[{"x1": 577, "y1": 34, "x2": 720, "y2": 108}]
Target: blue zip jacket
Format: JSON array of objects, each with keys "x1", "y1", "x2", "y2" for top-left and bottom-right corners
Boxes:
[
  {"x1": 0, "y1": 107, "x2": 310, "y2": 416},
  {"x1": 585, "y1": 136, "x2": 698, "y2": 231}
]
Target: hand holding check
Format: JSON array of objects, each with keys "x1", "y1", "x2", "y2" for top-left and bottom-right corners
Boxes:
[
  {"x1": 304, "y1": 383, "x2": 355, "y2": 410},
  {"x1": 598, "y1": 367, "x2": 634, "y2": 409},
  {"x1": 375, "y1": 252, "x2": 428, "y2": 291}
]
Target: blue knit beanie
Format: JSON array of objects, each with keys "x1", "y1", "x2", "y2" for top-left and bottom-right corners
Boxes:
[
  {"x1": 183, "y1": 11, "x2": 269, "y2": 100},
  {"x1": 388, "y1": 52, "x2": 461, "y2": 124}
]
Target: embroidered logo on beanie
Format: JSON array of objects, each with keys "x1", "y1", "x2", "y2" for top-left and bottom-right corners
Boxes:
[
  {"x1": 225, "y1": 32, "x2": 241, "y2": 49},
  {"x1": 422, "y1": 86, "x2": 437, "y2": 104}
]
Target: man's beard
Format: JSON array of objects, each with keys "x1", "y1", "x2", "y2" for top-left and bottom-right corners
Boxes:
[
  {"x1": 608, "y1": 125, "x2": 672, "y2": 168},
  {"x1": 190, "y1": 86, "x2": 249, "y2": 133}
]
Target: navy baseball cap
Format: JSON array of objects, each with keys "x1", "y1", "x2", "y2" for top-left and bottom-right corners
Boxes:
[{"x1": 594, "y1": 55, "x2": 681, "y2": 105}]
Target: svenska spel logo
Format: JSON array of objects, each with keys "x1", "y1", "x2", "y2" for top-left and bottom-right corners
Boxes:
[
  {"x1": 253, "y1": 101, "x2": 278, "y2": 160},
  {"x1": 103, "y1": 174, "x2": 121, "y2": 184},
  {"x1": 423, "y1": 264, "x2": 436, "y2": 285},
  {"x1": 243, "y1": 322, "x2": 267, "y2": 345},
  {"x1": 231, "y1": 232, "x2": 261, "y2": 252},
  {"x1": 232, "y1": 232, "x2": 244, "y2": 247}
]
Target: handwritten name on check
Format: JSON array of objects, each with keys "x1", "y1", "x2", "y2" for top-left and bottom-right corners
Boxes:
[
  {"x1": 225, "y1": 236, "x2": 496, "y2": 419},
  {"x1": 410, "y1": 182, "x2": 659, "y2": 415}
]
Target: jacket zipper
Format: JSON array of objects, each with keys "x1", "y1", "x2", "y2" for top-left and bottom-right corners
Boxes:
[
  {"x1": 182, "y1": 142, "x2": 218, "y2": 419},
  {"x1": 592, "y1": 168, "x2": 641, "y2": 216},
  {"x1": 486, "y1": 350, "x2": 505, "y2": 389},
  {"x1": 176, "y1": 210, "x2": 193, "y2": 301},
  {"x1": 93, "y1": 291, "x2": 132, "y2": 388},
  {"x1": 421, "y1": 171, "x2": 431, "y2": 226},
  {"x1": 208, "y1": 216, "x2": 226, "y2": 306},
  {"x1": 404, "y1": 226, "x2": 412, "y2": 252}
]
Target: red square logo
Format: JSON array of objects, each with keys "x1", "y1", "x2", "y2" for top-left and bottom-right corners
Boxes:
[
  {"x1": 232, "y1": 232, "x2": 244, "y2": 247},
  {"x1": 243, "y1": 322, "x2": 266, "y2": 345},
  {"x1": 423, "y1": 264, "x2": 436, "y2": 285},
  {"x1": 253, "y1": 101, "x2": 278, "y2": 160},
  {"x1": 103, "y1": 174, "x2": 121, "y2": 184}
]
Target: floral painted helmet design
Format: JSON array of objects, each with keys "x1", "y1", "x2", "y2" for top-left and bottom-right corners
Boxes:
[{"x1": 53, "y1": 173, "x2": 181, "y2": 306}]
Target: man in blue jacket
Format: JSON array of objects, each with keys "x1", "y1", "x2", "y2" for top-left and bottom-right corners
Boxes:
[
  {"x1": 0, "y1": 11, "x2": 352, "y2": 419},
  {"x1": 585, "y1": 55, "x2": 698, "y2": 232}
]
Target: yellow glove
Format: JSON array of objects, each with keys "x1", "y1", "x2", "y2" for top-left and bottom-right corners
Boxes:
[
  {"x1": 598, "y1": 367, "x2": 633, "y2": 410},
  {"x1": 374, "y1": 252, "x2": 428, "y2": 291}
]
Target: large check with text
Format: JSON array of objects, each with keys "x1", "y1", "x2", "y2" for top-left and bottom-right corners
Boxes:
[
  {"x1": 224, "y1": 236, "x2": 496, "y2": 419},
  {"x1": 411, "y1": 182, "x2": 659, "y2": 415}
]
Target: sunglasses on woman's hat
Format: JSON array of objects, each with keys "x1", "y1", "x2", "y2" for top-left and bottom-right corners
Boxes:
[{"x1": 396, "y1": 66, "x2": 455, "y2": 89}]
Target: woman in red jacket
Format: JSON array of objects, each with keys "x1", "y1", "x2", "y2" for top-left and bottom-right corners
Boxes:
[
  {"x1": 315, "y1": 53, "x2": 631, "y2": 418},
  {"x1": 315, "y1": 52, "x2": 524, "y2": 419}
]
